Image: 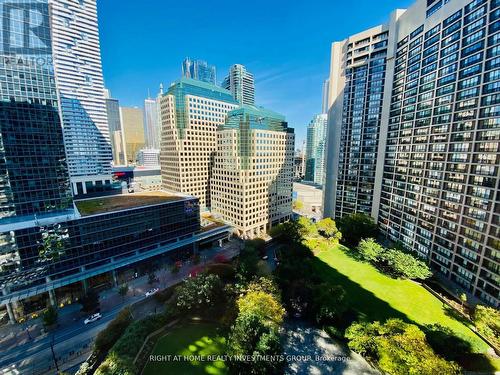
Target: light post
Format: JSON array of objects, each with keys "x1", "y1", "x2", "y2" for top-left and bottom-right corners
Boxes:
[{"x1": 49, "y1": 334, "x2": 59, "y2": 373}]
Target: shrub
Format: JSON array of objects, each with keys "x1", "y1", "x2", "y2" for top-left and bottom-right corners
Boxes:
[
  {"x1": 95, "y1": 314, "x2": 167, "y2": 375},
  {"x1": 345, "y1": 319, "x2": 461, "y2": 375},
  {"x1": 94, "y1": 308, "x2": 132, "y2": 355},
  {"x1": 153, "y1": 287, "x2": 174, "y2": 303},
  {"x1": 380, "y1": 249, "x2": 432, "y2": 280},
  {"x1": 356, "y1": 238, "x2": 385, "y2": 262}
]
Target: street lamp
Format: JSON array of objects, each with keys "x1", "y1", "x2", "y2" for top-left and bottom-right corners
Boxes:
[{"x1": 49, "y1": 334, "x2": 60, "y2": 373}]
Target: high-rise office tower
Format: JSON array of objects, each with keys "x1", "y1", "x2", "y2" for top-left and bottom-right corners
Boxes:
[
  {"x1": 305, "y1": 114, "x2": 328, "y2": 185},
  {"x1": 222, "y1": 64, "x2": 256, "y2": 105},
  {"x1": 144, "y1": 96, "x2": 160, "y2": 149},
  {"x1": 211, "y1": 105, "x2": 294, "y2": 238},
  {"x1": 322, "y1": 79, "x2": 330, "y2": 113},
  {"x1": 50, "y1": 0, "x2": 113, "y2": 195},
  {"x1": 182, "y1": 58, "x2": 217, "y2": 84},
  {"x1": 159, "y1": 78, "x2": 238, "y2": 208},
  {"x1": 324, "y1": 0, "x2": 499, "y2": 307},
  {"x1": 0, "y1": 0, "x2": 73, "y2": 221},
  {"x1": 120, "y1": 107, "x2": 145, "y2": 164},
  {"x1": 323, "y1": 24, "x2": 391, "y2": 219},
  {"x1": 104, "y1": 90, "x2": 126, "y2": 165}
]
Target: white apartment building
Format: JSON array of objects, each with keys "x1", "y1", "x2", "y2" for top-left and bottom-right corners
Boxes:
[
  {"x1": 222, "y1": 64, "x2": 255, "y2": 105},
  {"x1": 324, "y1": 0, "x2": 499, "y2": 306},
  {"x1": 50, "y1": 0, "x2": 113, "y2": 195},
  {"x1": 159, "y1": 78, "x2": 238, "y2": 208},
  {"x1": 211, "y1": 105, "x2": 294, "y2": 239}
]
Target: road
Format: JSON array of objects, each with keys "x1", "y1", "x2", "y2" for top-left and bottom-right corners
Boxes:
[{"x1": 0, "y1": 243, "x2": 241, "y2": 375}]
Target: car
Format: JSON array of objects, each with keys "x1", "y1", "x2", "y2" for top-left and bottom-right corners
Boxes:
[
  {"x1": 84, "y1": 313, "x2": 102, "y2": 325},
  {"x1": 145, "y1": 287, "x2": 159, "y2": 297},
  {"x1": 262, "y1": 255, "x2": 269, "y2": 260}
]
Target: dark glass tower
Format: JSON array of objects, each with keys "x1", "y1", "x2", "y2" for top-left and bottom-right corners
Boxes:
[{"x1": 0, "y1": 0, "x2": 72, "y2": 221}]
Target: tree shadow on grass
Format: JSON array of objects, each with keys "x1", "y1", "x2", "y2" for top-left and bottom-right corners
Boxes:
[
  {"x1": 310, "y1": 255, "x2": 497, "y2": 374},
  {"x1": 311, "y1": 256, "x2": 408, "y2": 323}
]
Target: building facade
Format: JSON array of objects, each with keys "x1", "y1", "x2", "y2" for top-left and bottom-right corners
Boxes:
[
  {"x1": 222, "y1": 64, "x2": 256, "y2": 105},
  {"x1": 324, "y1": 24, "x2": 391, "y2": 219},
  {"x1": 137, "y1": 148, "x2": 160, "y2": 168},
  {"x1": 305, "y1": 114, "x2": 328, "y2": 185},
  {"x1": 211, "y1": 105, "x2": 294, "y2": 238},
  {"x1": 105, "y1": 91, "x2": 126, "y2": 165},
  {"x1": 159, "y1": 78, "x2": 238, "y2": 208},
  {"x1": 322, "y1": 78, "x2": 330, "y2": 113},
  {"x1": 120, "y1": 106, "x2": 145, "y2": 164},
  {"x1": 324, "y1": 0, "x2": 499, "y2": 307},
  {"x1": 182, "y1": 58, "x2": 217, "y2": 84},
  {"x1": 144, "y1": 96, "x2": 160, "y2": 149},
  {"x1": 0, "y1": 0, "x2": 73, "y2": 222},
  {"x1": 50, "y1": 0, "x2": 113, "y2": 195}
]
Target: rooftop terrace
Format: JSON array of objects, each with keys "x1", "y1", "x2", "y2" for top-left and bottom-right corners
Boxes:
[{"x1": 75, "y1": 191, "x2": 184, "y2": 217}]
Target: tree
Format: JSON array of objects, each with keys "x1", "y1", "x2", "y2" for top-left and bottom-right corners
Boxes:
[
  {"x1": 237, "y1": 245, "x2": 260, "y2": 280},
  {"x1": 227, "y1": 312, "x2": 284, "y2": 375},
  {"x1": 380, "y1": 249, "x2": 432, "y2": 280},
  {"x1": 175, "y1": 273, "x2": 225, "y2": 316},
  {"x1": 80, "y1": 289, "x2": 100, "y2": 314},
  {"x1": 147, "y1": 272, "x2": 157, "y2": 285},
  {"x1": 473, "y1": 305, "x2": 500, "y2": 348},
  {"x1": 337, "y1": 212, "x2": 378, "y2": 247},
  {"x1": 316, "y1": 218, "x2": 342, "y2": 244},
  {"x1": 346, "y1": 319, "x2": 461, "y2": 375},
  {"x1": 42, "y1": 305, "x2": 58, "y2": 327},
  {"x1": 425, "y1": 324, "x2": 472, "y2": 362},
  {"x1": 292, "y1": 200, "x2": 304, "y2": 211},
  {"x1": 118, "y1": 284, "x2": 129, "y2": 302},
  {"x1": 94, "y1": 308, "x2": 132, "y2": 355},
  {"x1": 459, "y1": 293, "x2": 467, "y2": 310},
  {"x1": 237, "y1": 290, "x2": 285, "y2": 328},
  {"x1": 357, "y1": 238, "x2": 385, "y2": 262},
  {"x1": 296, "y1": 216, "x2": 318, "y2": 238},
  {"x1": 312, "y1": 284, "x2": 347, "y2": 324}
]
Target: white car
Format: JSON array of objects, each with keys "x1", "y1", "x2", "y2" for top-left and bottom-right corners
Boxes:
[
  {"x1": 145, "y1": 288, "x2": 159, "y2": 297},
  {"x1": 84, "y1": 313, "x2": 102, "y2": 325},
  {"x1": 262, "y1": 255, "x2": 269, "y2": 260}
]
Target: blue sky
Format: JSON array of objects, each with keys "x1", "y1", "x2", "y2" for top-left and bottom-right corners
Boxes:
[{"x1": 98, "y1": 0, "x2": 413, "y2": 146}]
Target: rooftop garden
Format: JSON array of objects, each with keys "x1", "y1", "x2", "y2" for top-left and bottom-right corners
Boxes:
[{"x1": 75, "y1": 192, "x2": 181, "y2": 216}]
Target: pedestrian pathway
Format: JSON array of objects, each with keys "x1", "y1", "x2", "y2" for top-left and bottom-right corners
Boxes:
[{"x1": 283, "y1": 321, "x2": 379, "y2": 375}]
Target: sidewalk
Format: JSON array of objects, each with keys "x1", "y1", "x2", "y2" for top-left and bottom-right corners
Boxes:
[{"x1": 0, "y1": 242, "x2": 240, "y2": 354}]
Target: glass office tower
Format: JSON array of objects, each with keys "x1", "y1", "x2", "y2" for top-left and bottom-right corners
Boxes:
[
  {"x1": 305, "y1": 114, "x2": 327, "y2": 186},
  {"x1": 182, "y1": 58, "x2": 217, "y2": 84},
  {"x1": 0, "y1": 0, "x2": 72, "y2": 220}
]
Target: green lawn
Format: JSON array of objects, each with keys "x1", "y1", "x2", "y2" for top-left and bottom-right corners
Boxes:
[
  {"x1": 143, "y1": 322, "x2": 227, "y2": 375},
  {"x1": 314, "y1": 245, "x2": 491, "y2": 354}
]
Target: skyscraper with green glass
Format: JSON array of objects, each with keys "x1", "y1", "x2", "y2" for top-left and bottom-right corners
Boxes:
[
  {"x1": 159, "y1": 78, "x2": 238, "y2": 208},
  {"x1": 211, "y1": 105, "x2": 294, "y2": 238}
]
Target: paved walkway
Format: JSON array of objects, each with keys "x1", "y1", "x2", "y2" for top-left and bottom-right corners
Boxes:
[{"x1": 282, "y1": 321, "x2": 379, "y2": 375}]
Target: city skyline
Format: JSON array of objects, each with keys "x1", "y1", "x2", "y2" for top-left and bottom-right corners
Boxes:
[{"x1": 97, "y1": 0, "x2": 414, "y2": 144}]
